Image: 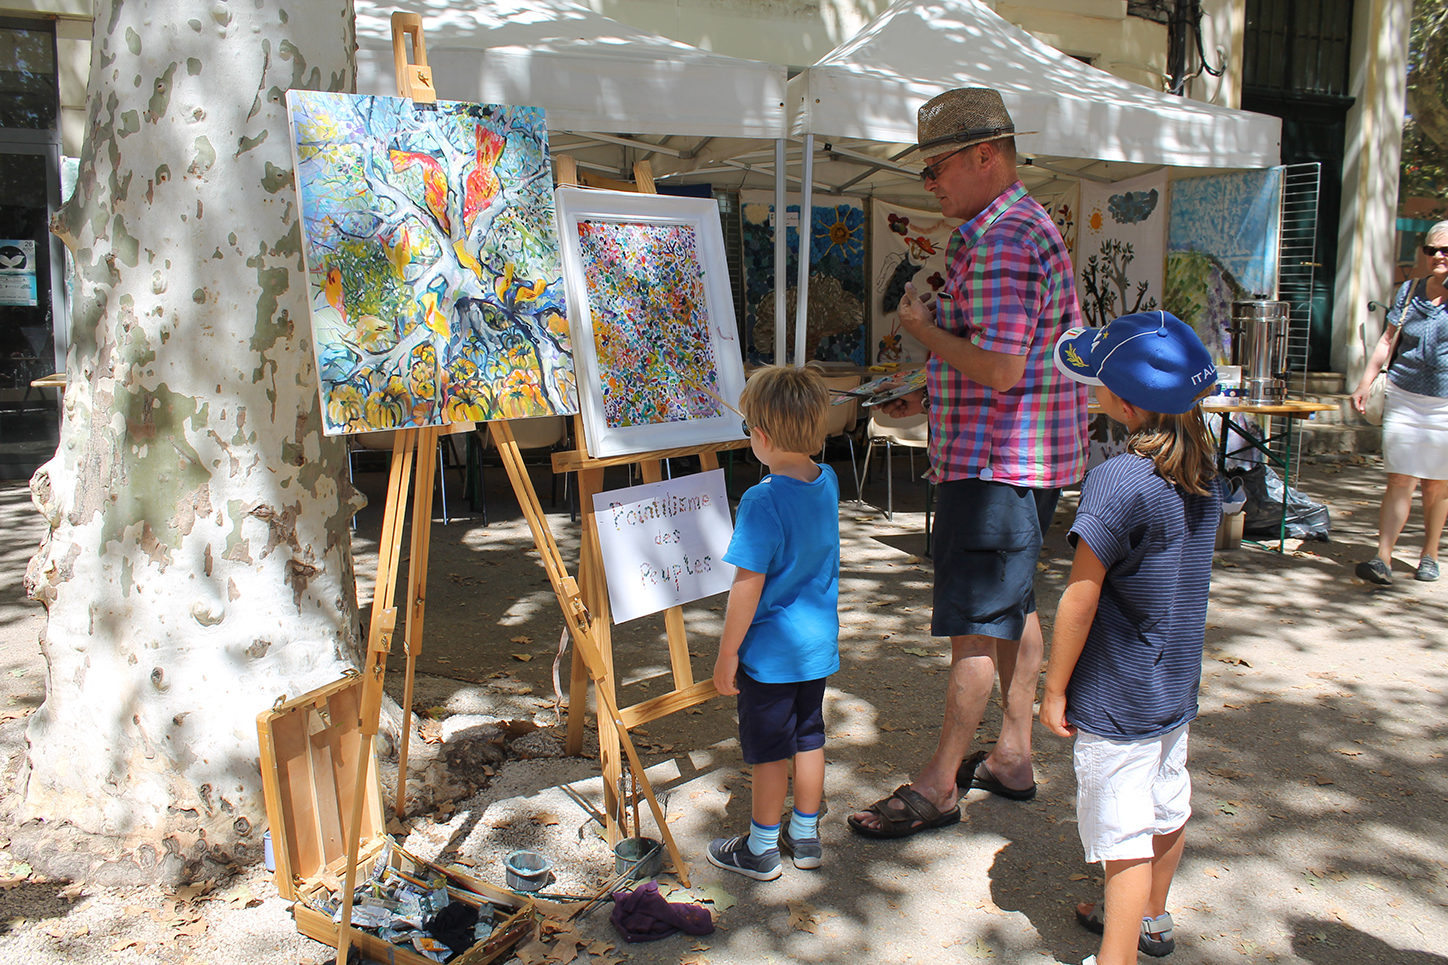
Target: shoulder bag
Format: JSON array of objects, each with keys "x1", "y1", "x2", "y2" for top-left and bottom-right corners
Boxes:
[{"x1": 1363, "y1": 279, "x2": 1421, "y2": 426}]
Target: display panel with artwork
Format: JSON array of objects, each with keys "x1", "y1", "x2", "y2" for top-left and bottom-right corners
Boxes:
[
  {"x1": 554, "y1": 187, "x2": 746, "y2": 458},
  {"x1": 287, "y1": 90, "x2": 576, "y2": 435}
]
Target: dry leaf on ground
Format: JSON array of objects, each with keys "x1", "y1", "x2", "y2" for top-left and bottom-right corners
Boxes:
[
  {"x1": 694, "y1": 884, "x2": 736, "y2": 912},
  {"x1": 787, "y1": 899, "x2": 820, "y2": 933}
]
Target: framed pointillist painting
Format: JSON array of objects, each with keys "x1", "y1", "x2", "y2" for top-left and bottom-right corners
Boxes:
[
  {"x1": 286, "y1": 90, "x2": 577, "y2": 435},
  {"x1": 553, "y1": 187, "x2": 746, "y2": 458}
]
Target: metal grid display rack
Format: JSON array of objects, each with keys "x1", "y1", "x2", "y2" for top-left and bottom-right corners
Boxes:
[{"x1": 1270, "y1": 161, "x2": 1322, "y2": 474}]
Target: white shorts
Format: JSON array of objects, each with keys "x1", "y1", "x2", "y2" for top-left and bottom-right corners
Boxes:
[{"x1": 1074, "y1": 724, "x2": 1192, "y2": 863}]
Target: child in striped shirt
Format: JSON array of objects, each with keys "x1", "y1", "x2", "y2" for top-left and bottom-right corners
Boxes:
[{"x1": 1041, "y1": 311, "x2": 1223, "y2": 965}]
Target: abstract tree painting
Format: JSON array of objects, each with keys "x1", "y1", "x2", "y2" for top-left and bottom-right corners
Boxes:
[
  {"x1": 287, "y1": 91, "x2": 576, "y2": 435},
  {"x1": 554, "y1": 188, "x2": 746, "y2": 458}
]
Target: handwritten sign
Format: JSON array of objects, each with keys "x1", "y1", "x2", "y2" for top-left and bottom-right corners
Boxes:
[{"x1": 592, "y1": 469, "x2": 735, "y2": 624}]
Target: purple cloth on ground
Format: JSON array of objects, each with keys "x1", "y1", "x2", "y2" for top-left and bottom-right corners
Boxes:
[{"x1": 609, "y1": 881, "x2": 715, "y2": 943}]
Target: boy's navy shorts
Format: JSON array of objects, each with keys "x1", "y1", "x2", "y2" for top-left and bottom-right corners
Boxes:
[
  {"x1": 931, "y1": 478, "x2": 1060, "y2": 642},
  {"x1": 735, "y1": 670, "x2": 828, "y2": 765}
]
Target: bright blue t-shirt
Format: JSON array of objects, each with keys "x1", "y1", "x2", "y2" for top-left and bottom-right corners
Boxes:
[
  {"x1": 722, "y1": 465, "x2": 841, "y2": 683},
  {"x1": 1066, "y1": 453, "x2": 1221, "y2": 740}
]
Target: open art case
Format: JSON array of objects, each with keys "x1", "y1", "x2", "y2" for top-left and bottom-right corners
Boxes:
[
  {"x1": 553, "y1": 187, "x2": 747, "y2": 458},
  {"x1": 256, "y1": 674, "x2": 536, "y2": 964}
]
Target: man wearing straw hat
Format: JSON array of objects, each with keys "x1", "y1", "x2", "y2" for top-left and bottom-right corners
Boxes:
[{"x1": 850, "y1": 88, "x2": 1088, "y2": 838}]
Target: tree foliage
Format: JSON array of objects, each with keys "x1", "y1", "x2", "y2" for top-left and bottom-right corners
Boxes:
[{"x1": 1403, "y1": 0, "x2": 1448, "y2": 204}]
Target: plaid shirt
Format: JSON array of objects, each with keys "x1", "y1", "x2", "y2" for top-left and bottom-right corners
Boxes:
[{"x1": 927, "y1": 182, "x2": 1088, "y2": 488}]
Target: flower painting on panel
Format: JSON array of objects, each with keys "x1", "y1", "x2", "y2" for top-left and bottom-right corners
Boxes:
[{"x1": 287, "y1": 91, "x2": 577, "y2": 435}]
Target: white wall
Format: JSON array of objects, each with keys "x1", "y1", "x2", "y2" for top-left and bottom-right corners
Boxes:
[
  {"x1": 1187, "y1": 0, "x2": 1244, "y2": 108},
  {"x1": 995, "y1": 0, "x2": 1166, "y2": 91},
  {"x1": 1334, "y1": 0, "x2": 1412, "y2": 377},
  {"x1": 590, "y1": 0, "x2": 883, "y2": 68},
  {"x1": 55, "y1": 17, "x2": 90, "y2": 156},
  {"x1": 590, "y1": 0, "x2": 1166, "y2": 88}
]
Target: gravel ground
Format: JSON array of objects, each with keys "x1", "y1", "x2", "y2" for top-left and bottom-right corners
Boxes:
[{"x1": 0, "y1": 451, "x2": 1445, "y2": 965}]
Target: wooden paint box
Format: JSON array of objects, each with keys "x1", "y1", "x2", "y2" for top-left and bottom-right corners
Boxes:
[{"x1": 257, "y1": 673, "x2": 534, "y2": 965}]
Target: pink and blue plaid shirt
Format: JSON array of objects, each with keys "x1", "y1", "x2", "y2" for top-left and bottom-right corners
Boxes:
[{"x1": 927, "y1": 182, "x2": 1088, "y2": 488}]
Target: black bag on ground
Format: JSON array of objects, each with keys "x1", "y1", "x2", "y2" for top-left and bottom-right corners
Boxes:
[{"x1": 1225, "y1": 465, "x2": 1331, "y2": 541}]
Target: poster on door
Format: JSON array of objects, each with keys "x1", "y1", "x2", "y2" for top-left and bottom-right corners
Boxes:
[
  {"x1": 591, "y1": 469, "x2": 736, "y2": 623},
  {"x1": 0, "y1": 240, "x2": 37, "y2": 307}
]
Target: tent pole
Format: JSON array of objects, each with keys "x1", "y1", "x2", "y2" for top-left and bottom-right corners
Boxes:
[
  {"x1": 794, "y1": 133, "x2": 814, "y2": 368},
  {"x1": 774, "y1": 138, "x2": 788, "y2": 364}
]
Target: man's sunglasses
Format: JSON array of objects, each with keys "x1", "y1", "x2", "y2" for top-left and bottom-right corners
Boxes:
[
  {"x1": 920, "y1": 146, "x2": 970, "y2": 183},
  {"x1": 1423, "y1": 245, "x2": 1448, "y2": 257}
]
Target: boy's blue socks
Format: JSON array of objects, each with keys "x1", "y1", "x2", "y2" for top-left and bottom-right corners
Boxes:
[
  {"x1": 789, "y1": 808, "x2": 820, "y2": 840},
  {"x1": 747, "y1": 819, "x2": 781, "y2": 855}
]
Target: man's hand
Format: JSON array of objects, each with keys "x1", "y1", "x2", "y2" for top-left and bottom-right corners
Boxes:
[
  {"x1": 880, "y1": 389, "x2": 926, "y2": 419},
  {"x1": 713, "y1": 651, "x2": 740, "y2": 696},
  {"x1": 1038, "y1": 691, "x2": 1076, "y2": 738},
  {"x1": 896, "y1": 282, "x2": 937, "y2": 343}
]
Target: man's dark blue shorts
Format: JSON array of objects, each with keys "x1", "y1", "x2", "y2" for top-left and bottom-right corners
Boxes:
[
  {"x1": 931, "y1": 478, "x2": 1060, "y2": 641},
  {"x1": 735, "y1": 671, "x2": 828, "y2": 765}
]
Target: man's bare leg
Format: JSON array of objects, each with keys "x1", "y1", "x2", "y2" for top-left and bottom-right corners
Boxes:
[
  {"x1": 979, "y1": 611, "x2": 1042, "y2": 789},
  {"x1": 849, "y1": 634, "x2": 998, "y2": 832}
]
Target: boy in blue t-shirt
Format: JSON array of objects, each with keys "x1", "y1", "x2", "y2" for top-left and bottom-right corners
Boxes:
[
  {"x1": 708, "y1": 365, "x2": 840, "y2": 881},
  {"x1": 1043, "y1": 312, "x2": 1223, "y2": 965}
]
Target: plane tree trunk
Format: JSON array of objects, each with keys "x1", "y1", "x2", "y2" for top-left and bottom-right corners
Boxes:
[{"x1": 17, "y1": 0, "x2": 362, "y2": 885}]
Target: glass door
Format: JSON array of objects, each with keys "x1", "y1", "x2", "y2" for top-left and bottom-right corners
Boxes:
[{"x1": 0, "y1": 18, "x2": 62, "y2": 478}]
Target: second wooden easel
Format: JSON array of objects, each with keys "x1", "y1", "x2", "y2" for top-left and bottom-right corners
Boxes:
[{"x1": 551, "y1": 157, "x2": 750, "y2": 845}]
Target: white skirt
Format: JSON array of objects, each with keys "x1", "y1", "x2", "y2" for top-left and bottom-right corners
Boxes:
[{"x1": 1383, "y1": 382, "x2": 1448, "y2": 479}]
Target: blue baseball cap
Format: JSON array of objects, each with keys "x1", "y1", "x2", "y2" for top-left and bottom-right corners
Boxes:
[{"x1": 1053, "y1": 311, "x2": 1217, "y2": 414}]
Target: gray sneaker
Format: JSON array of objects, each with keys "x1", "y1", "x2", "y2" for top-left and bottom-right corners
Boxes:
[
  {"x1": 1417, "y1": 557, "x2": 1440, "y2": 582},
  {"x1": 779, "y1": 826, "x2": 822, "y2": 869},
  {"x1": 1139, "y1": 912, "x2": 1176, "y2": 957},
  {"x1": 1355, "y1": 557, "x2": 1393, "y2": 585},
  {"x1": 706, "y1": 835, "x2": 781, "y2": 881}
]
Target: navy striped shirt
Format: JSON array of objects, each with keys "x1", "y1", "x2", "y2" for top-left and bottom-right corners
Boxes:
[{"x1": 1065, "y1": 454, "x2": 1221, "y2": 740}]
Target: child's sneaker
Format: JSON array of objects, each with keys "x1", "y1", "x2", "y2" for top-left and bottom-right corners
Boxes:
[
  {"x1": 1075, "y1": 905, "x2": 1175, "y2": 957},
  {"x1": 706, "y1": 835, "x2": 781, "y2": 881},
  {"x1": 779, "y1": 826, "x2": 822, "y2": 869},
  {"x1": 1139, "y1": 912, "x2": 1175, "y2": 956}
]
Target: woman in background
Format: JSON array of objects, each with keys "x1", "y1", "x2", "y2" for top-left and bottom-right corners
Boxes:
[{"x1": 1350, "y1": 221, "x2": 1448, "y2": 584}]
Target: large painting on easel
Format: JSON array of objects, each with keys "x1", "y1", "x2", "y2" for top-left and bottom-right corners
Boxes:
[
  {"x1": 554, "y1": 187, "x2": 746, "y2": 458},
  {"x1": 286, "y1": 91, "x2": 577, "y2": 435}
]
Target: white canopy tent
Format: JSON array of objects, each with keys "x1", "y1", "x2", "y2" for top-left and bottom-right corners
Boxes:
[
  {"x1": 655, "y1": 0, "x2": 1283, "y2": 202},
  {"x1": 789, "y1": 0, "x2": 1282, "y2": 171},
  {"x1": 755, "y1": 0, "x2": 1285, "y2": 360},
  {"x1": 353, "y1": 0, "x2": 786, "y2": 140},
  {"x1": 352, "y1": 0, "x2": 796, "y2": 358}
]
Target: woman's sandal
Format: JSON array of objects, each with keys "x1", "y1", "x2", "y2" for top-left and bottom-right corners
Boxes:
[
  {"x1": 846, "y1": 785, "x2": 960, "y2": 839},
  {"x1": 1075, "y1": 904, "x2": 1176, "y2": 957}
]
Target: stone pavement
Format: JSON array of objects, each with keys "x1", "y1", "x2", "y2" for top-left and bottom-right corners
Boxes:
[{"x1": 0, "y1": 450, "x2": 1444, "y2": 964}]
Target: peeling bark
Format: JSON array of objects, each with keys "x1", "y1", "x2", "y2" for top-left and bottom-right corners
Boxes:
[{"x1": 20, "y1": 0, "x2": 363, "y2": 885}]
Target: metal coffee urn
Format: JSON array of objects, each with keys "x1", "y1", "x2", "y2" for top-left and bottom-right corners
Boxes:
[{"x1": 1230, "y1": 300, "x2": 1290, "y2": 404}]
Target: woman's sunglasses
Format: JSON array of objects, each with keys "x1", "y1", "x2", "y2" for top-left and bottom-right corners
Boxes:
[{"x1": 1423, "y1": 245, "x2": 1448, "y2": 257}]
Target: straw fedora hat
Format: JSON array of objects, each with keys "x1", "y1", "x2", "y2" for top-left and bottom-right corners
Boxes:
[{"x1": 901, "y1": 88, "x2": 1036, "y2": 163}]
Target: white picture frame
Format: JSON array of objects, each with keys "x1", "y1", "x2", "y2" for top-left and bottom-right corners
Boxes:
[{"x1": 554, "y1": 186, "x2": 747, "y2": 458}]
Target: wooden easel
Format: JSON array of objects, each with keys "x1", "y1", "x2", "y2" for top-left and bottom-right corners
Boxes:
[
  {"x1": 550, "y1": 158, "x2": 750, "y2": 845},
  {"x1": 335, "y1": 17, "x2": 704, "y2": 965}
]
